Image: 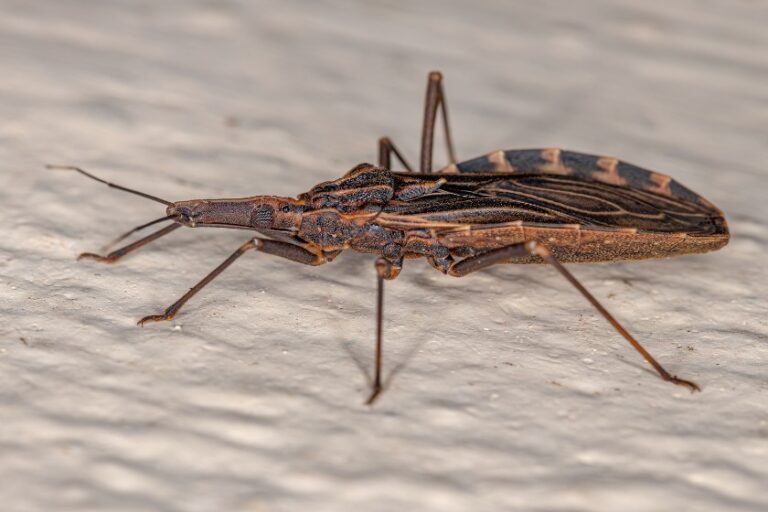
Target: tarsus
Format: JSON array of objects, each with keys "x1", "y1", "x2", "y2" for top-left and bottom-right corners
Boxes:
[{"x1": 102, "y1": 215, "x2": 176, "y2": 252}]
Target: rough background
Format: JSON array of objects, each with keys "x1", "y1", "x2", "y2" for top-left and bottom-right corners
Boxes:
[{"x1": 1, "y1": 1, "x2": 766, "y2": 511}]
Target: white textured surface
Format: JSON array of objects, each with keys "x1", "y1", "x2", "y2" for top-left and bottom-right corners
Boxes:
[{"x1": 1, "y1": 1, "x2": 767, "y2": 511}]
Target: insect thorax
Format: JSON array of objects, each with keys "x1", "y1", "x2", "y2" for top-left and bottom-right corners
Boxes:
[{"x1": 296, "y1": 164, "x2": 449, "y2": 254}]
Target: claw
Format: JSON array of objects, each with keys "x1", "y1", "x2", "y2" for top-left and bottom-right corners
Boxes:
[
  {"x1": 667, "y1": 375, "x2": 701, "y2": 393},
  {"x1": 78, "y1": 252, "x2": 115, "y2": 263},
  {"x1": 364, "y1": 384, "x2": 383, "y2": 406},
  {"x1": 137, "y1": 314, "x2": 172, "y2": 326}
]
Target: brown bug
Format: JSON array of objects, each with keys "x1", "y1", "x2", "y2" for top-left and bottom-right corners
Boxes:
[{"x1": 50, "y1": 71, "x2": 729, "y2": 404}]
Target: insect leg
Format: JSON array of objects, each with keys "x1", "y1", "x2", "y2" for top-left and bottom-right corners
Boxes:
[
  {"x1": 78, "y1": 223, "x2": 181, "y2": 263},
  {"x1": 378, "y1": 137, "x2": 414, "y2": 171},
  {"x1": 449, "y1": 241, "x2": 700, "y2": 393},
  {"x1": 101, "y1": 215, "x2": 176, "y2": 252},
  {"x1": 138, "y1": 238, "x2": 328, "y2": 326},
  {"x1": 365, "y1": 257, "x2": 401, "y2": 405},
  {"x1": 447, "y1": 243, "x2": 530, "y2": 277},
  {"x1": 420, "y1": 71, "x2": 457, "y2": 174},
  {"x1": 529, "y1": 242, "x2": 700, "y2": 392}
]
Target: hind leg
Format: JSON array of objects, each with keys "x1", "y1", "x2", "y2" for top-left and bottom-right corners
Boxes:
[
  {"x1": 420, "y1": 71, "x2": 457, "y2": 174},
  {"x1": 448, "y1": 241, "x2": 700, "y2": 392},
  {"x1": 377, "y1": 71, "x2": 457, "y2": 174}
]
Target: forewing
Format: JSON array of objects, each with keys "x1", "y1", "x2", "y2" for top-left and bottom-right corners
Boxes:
[{"x1": 382, "y1": 173, "x2": 725, "y2": 236}]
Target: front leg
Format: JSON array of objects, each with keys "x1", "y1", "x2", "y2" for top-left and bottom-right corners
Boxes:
[
  {"x1": 78, "y1": 223, "x2": 181, "y2": 263},
  {"x1": 138, "y1": 238, "x2": 330, "y2": 325}
]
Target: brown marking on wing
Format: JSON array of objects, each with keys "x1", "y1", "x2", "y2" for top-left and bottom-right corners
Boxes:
[
  {"x1": 593, "y1": 157, "x2": 628, "y2": 186},
  {"x1": 488, "y1": 150, "x2": 515, "y2": 172},
  {"x1": 647, "y1": 172, "x2": 673, "y2": 196},
  {"x1": 444, "y1": 149, "x2": 725, "y2": 221},
  {"x1": 375, "y1": 212, "x2": 469, "y2": 230},
  {"x1": 540, "y1": 148, "x2": 568, "y2": 174},
  {"x1": 476, "y1": 176, "x2": 721, "y2": 233},
  {"x1": 384, "y1": 171, "x2": 727, "y2": 237},
  {"x1": 440, "y1": 163, "x2": 459, "y2": 174}
]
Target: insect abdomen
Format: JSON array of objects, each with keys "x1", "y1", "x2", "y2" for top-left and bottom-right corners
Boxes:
[{"x1": 438, "y1": 223, "x2": 728, "y2": 263}]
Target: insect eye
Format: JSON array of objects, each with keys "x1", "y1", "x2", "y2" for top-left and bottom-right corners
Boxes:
[
  {"x1": 175, "y1": 208, "x2": 194, "y2": 223},
  {"x1": 281, "y1": 205, "x2": 291, "y2": 213}
]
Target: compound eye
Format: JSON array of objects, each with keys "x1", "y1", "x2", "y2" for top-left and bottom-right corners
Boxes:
[
  {"x1": 251, "y1": 205, "x2": 274, "y2": 228},
  {"x1": 281, "y1": 205, "x2": 291, "y2": 213},
  {"x1": 175, "y1": 207, "x2": 193, "y2": 223}
]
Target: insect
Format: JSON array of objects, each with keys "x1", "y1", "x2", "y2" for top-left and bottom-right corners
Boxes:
[{"x1": 51, "y1": 71, "x2": 729, "y2": 404}]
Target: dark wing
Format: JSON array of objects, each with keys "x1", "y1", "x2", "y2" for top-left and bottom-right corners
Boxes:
[
  {"x1": 438, "y1": 148, "x2": 720, "y2": 212},
  {"x1": 384, "y1": 173, "x2": 726, "y2": 236}
]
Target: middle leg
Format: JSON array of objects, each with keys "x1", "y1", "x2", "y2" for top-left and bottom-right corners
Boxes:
[
  {"x1": 365, "y1": 256, "x2": 402, "y2": 405},
  {"x1": 378, "y1": 137, "x2": 414, "y2": 171}
]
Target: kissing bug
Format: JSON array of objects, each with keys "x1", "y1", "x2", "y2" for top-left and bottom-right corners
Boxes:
[{"x1": 50, "y1": 71, "x2": 729, "y2": 404}]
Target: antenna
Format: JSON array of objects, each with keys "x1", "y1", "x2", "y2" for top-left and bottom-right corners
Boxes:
[{"x1": 46, "y1": 165, "x2": 172, "y2": 206}]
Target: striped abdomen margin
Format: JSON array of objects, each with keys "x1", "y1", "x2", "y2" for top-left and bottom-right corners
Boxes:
[{"x1": 437, "y1": 148, "x2": 722, "y2": 215}]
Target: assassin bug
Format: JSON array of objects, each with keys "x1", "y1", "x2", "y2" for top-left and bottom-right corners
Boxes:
[{"x1": 50, "y1": 71, "x2": 729, "y2": 404}]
